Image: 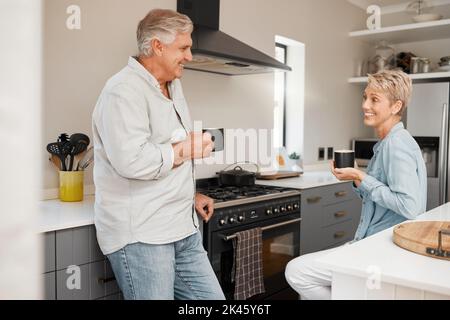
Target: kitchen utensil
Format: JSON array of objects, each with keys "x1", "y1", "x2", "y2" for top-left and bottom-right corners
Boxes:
[
  {"x1": 68, "y1": 140, "x2": 88, "y2": 171},
  {"x1": 47, "y1": 142, "x2": 67, "y2": 171},
  {"x1": 80, "y1": 157, "x2": 94, "y2": 170},
  {"x1": 49, "y1": 154, "x2": 62, "y2": 171},
  {"x1": 67, "y1": 133, "x2": 90, "y2": 171},
  {"x1": 69, "y1": 133, "x2": 90, "y2": 145},
  {"x1": 218, "y1": 163, "x2": 259, "y2": 186},
  {"x1": 57, "y1": 132, "x2": 71, "y2": 170},
  {"x1": 62, "y1": 141, "x2": 75, "y2": 171},
  {"x1": 77, "y1": 146, "x2": 93, "y2": 171},
  {"x1": 393, "y1": 221, "x2": 450, "y2": 261},
  {"x1": 57, "y1": 133, "x2": 69, "y2": 143},
  {"x1": 74, "y1": 149, "x2": 87, "y2": 171}
]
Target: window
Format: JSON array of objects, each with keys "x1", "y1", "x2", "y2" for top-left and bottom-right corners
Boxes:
[
  {"x1": 274, "y1": 43, "x2": 287, "y2": 149},
  {"x1": 274, "y1": 36, "x2": 305, "y2": 162}
]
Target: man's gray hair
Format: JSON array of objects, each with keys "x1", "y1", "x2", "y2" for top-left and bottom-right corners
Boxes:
[{"x1": 137, "y1": 9, "x2": 193, "y2": 57}]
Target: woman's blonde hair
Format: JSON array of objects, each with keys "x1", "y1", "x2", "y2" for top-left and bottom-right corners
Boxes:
[
  {"x1": 367, "y1": 70, "x2": 412, "y2": 116},
  {"x1": 137, "y1": 9, "x2": 193, "y2": 57}
]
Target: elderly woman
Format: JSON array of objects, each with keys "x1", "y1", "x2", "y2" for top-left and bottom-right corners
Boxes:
[{"x1": 285, "y1": 70, "x2": 427, "y2": 300}]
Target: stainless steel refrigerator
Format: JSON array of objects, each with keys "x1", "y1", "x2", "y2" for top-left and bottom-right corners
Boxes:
[{"x1": 405, "y1": 82, "x2": 450, "y2": 210}]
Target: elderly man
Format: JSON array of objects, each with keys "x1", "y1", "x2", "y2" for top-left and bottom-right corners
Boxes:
[{"x1": 92, "y1": 9, "x2": 225, "y2": 300}]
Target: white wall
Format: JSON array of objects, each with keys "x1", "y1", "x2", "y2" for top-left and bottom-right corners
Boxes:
[
  {"x1": 0, "y1": 0, "x2": 42, "y2": 298},
  {"x1": 42, "y1": 0, "x2": 372, "y2": 191}
]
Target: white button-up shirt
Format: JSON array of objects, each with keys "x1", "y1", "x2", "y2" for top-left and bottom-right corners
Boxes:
[{"x1": 92, "y1": 57, "x2": 197, "y2": 255}]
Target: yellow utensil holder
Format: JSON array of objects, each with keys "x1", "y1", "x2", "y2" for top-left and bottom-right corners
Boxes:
[{"x1": 59, "y1": 171, "x2": 84, "y2": 202}]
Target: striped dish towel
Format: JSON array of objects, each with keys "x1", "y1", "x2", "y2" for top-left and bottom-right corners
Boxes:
[{"x1": 232, "y1": 227, "x2": 265, "y2": 300}]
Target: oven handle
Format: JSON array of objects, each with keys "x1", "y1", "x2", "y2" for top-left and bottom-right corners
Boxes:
[{"x1": 223, "y1": 218, "x2": 302, "y2": 241}]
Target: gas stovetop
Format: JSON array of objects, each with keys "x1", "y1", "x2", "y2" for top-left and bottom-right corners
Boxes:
[{"x1": 196, "y1": 178, "x2": 301, "y2": 209}]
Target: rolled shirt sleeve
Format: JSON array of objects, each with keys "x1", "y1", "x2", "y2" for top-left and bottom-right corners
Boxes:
[
  {"x1": 96, "y1": 85, "x2": 174, "y2": 180},
  {"x1": 357, "y1": 136, "x2": 423, "y2": 220}
]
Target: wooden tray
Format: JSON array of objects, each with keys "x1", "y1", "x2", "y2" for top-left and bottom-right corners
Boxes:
[
  {"x1": 393, "y1": 221, "x2": 450, "y2": 261},
  {"x1": 256, "y1": 171, "x2": 302, "y2": 180}
]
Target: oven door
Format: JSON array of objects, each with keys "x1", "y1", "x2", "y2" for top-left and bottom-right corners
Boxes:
[{"x1": 209, "y1": 213, "x2": 300, "y2": 300}]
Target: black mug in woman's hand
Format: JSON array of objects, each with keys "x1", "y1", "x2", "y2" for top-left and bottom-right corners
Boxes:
[{"x1": 334, "y1": 150, "x2": 355, "y2": 169}]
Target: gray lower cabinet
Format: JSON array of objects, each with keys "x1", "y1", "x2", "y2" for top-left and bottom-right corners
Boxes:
[
  {"x1": 57, "y1": 264, "x2": 90, "y2": 300},
  {"x1": 300, "y1": 182, "x2": 362, "y2": 255},
  {"x1": 55, "y1": 260, "x2": 121, "y2": 300},
  {"x1": 42, "y1": 272, "x2": 56, "y2": 300},
  {"x1": 56, "y1": 225, "x2": 103, "y2": 270},
  {"x1": 42, "y1": 224, "x2": 121, "y2": 300},
  {"x1": 43, "y1": 232, "x2": 56, "y2": 273}
]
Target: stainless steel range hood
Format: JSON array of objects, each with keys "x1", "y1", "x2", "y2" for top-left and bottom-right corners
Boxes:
[{"x1": 177, "y1": 0, "x2": 292, "y2": 76}]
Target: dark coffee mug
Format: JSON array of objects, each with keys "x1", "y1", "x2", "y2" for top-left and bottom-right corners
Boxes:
[
  {"x1": 334, "y1": 150, "x2": 355, "y2": 169},
  {"x1": 202, "y1": 128, "x2": 224, "y2": 152}
]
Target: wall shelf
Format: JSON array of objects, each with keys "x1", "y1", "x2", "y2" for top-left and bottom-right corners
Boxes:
[
  {"x1": 349, "y1": 18, "x2": 450, "y2": 44},
  {"x1": 348, "y1": 71, "x2": 450, "y2": 83}
]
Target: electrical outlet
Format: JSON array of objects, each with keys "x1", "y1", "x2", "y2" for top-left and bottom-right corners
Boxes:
[
  {"x1": 318, "y1": 147, "x2": 325, "y2": 161},
  {"x1": 327, "y1": 147, "x2": 334, "y2": 160}
]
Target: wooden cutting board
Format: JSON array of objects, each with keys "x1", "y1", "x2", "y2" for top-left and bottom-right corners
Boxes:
[
  {"x1": 393, "y1": 221, "x2": 450, "y2": 261},
  {"x1": 256, "y1": 171, "x2": 302, "y2": 180}
]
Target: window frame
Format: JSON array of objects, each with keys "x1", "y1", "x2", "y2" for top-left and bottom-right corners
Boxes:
[{"x1": 275, "y1": 42, "x2": 288, "y2": 147}]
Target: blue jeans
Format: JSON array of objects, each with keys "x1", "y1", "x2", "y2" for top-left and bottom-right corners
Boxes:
[{"x1": 107, "y1": 231, "x2": 225, "y2": 300}]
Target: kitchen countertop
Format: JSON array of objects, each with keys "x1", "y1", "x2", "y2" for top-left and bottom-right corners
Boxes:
[
  {"x1": 38, "y1": 164, "x2": 345, "y2": 233},
  {"x1": 38, "y1": 195, "x2": 95, "y2": 233},
  {"x1": 256, "y1": 170, "x2": 345, "y2": 189},
  {"x1": 316, "y1": 202, "x2": 450, "y2": 297}
]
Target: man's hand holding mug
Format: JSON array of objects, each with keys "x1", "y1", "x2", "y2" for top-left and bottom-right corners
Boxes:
[{"x1": 172, "y1": 132, "x2": 214, "y2": 167}]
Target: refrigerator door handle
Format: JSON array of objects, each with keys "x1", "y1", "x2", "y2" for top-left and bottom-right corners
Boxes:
[{"x1": 440, "y1": 103, "x2": 449, "y2": 205}]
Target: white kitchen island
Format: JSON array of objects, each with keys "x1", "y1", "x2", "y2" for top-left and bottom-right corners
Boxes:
[{"x1": 316, "y1": 203, "x2": 450, "y2": 300}]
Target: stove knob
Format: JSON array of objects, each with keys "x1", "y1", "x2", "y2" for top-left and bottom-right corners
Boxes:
[
  {"x1": 287, "y1": 205, "x2": 293, "y2": 211},
  {"x1": 273, "y1": 208, "x2": 279, "y2": 214},
  {"x1": 266, "y1": 209, "x2": 273, "y2": 215},
  {"x1": 229, "y1": 217, "x2": 236, "y2": 224},
  {"x1": 219, "y1": 219, "x2": 226, "y2": 226},
  {"x1": 238, "y1": 215, "x2": 245, "y2": 222},
  {"x1": 293, "y1": 203, "x2": 299, "y2": 210},
  {"x1": 280, "y1": 206, "x2": 286, "y2": 213}
]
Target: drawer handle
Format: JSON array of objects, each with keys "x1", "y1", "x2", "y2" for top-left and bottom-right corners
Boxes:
[
  {"x1": 98, "y1": 277, "x2": 115, "y2": 284},
  {"x1": 307, "y1": 196, "x2": 322, "y2": 204},
  {"x1": 335, "y1": 191, "x2": 348, "y2": 198},
  {"x1": 334, "y1": 211, "x2": 347, "y2": 218},
  {"x1": 334, "y1": 231, "x2": 346, "y2": 239}
]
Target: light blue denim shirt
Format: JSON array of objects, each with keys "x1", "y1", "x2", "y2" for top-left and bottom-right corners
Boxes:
[{"x1": 353, "y1": 122, "x2": 427, "y2": 241}]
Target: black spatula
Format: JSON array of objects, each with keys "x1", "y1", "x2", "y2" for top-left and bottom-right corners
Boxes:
[{"x1": 47, "y1": 142, "x2": 67, "y2": 171}]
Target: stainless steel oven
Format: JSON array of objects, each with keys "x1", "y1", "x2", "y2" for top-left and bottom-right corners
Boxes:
[{"x1": 199, "y1": 183, "x2": 301, "y2": 300}]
